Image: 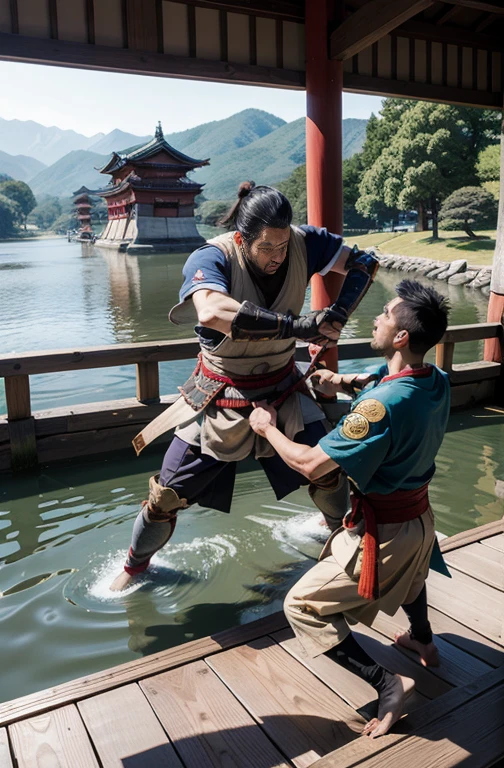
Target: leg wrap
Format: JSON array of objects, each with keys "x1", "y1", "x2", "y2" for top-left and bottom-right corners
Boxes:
[
  {"x1": 124, "y1": 477, "x2": 189, "y2": 573},
  {"x1": 145, "y1": 474, "x2": 189, "y2": 522}
]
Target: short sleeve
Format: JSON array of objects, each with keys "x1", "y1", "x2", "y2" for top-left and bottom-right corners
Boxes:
[
  {"x1": 299, "y1": 225, "x2": 344, "y2": 279},
  {"x1": 319, "y1": 405, "x2": 391, "y2": 491},
  {"x1": 179, "y1": 245, "x2": 232, "y2": 302}
]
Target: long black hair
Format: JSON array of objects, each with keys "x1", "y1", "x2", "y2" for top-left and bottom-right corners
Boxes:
[{"x1": 219, "y1": 181, "x2": 292, "y2": 242}]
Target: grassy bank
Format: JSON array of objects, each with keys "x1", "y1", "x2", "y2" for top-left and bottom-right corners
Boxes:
[{"x1": 349, "y1": 230, "x2": 496, "y2": 266}]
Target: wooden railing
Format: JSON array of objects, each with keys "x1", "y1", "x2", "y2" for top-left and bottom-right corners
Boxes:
[{"x1": 0, "y1": 322, "x2": 502, "y2": 472}]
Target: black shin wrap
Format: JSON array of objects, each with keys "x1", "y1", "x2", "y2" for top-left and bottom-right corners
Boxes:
[{"x1": 231, "y1": 300, "x2": 294, "y2": 341}]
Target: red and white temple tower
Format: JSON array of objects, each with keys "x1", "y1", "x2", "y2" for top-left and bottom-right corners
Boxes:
[
  {"x1": 73, "y1": 187, "x2": 93, "y2": 234},
  {"x1": 94, "y1": 122, "x2": 209, "y2": 253}
]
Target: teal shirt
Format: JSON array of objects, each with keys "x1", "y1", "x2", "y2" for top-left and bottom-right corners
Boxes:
[{"x1": 319, "y1": 364, "x2": 450, "y2": 495}]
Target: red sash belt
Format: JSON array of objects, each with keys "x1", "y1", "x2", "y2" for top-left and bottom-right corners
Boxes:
[
  {"x1": 343, "y1": 483, "x2": 430, "y2": 601},
  {"x1": 197, "y1": 355, "x2": 296, "y2": 409}
]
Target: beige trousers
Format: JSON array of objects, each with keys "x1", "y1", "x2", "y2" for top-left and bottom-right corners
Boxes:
[{"x1": 284, "y1": 508, "x2": 435, "y2": 658}]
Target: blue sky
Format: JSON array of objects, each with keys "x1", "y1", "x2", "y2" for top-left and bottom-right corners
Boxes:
[{"x1": 0, "y1": 61, "x2": 384, "y2": 137}]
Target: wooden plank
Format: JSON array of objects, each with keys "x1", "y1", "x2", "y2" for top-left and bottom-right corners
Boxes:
[
  {"x1": 32, "y1": 395, "x2": 178, "y2": 436},
  {"x1": 85, "y1": 0, "x2": 95, "y2": 44},
  {"x1": 0, "y1": 324, "x2": 498, "y2": 378},
  {"x1": 0, "y1": 729, "x2": 12, "y2": 768},
  {"x1": 330, "y1": 0, "x2": 434, "y2": 61},
  {"x1": 141, "y1": 660, "x2": 290, "y2": 768},
  {"x1": 482, "y1": 533, "x2": 504, "y2": 553},
  {"x1": 9, "y1": 705, "x2": 99, "y2": 768},
  {"x1": 444, "y1": 541, "x2": 504, "y2": 590},
  {"x1": 271, "y1": 629, "x2": 428, "y2": 718},
  {"x1": 398, "y1": 19, "x2": 502, "y2": 51},
  {"x1": 136, "y1": 361, "x2": 160, "y2": 403},
  {"x1": 439, "y1": 520, "x2": 504, "y2": 553},
  {"x1": 78, "y1": 683, "x2": 183, "y2": 767},
  {"x1": 0, "y1": 30, "x2": 305, "y2": 88},
  {"x1": 435, "y1": 341, "x2": 454, "y2": 371},
  {"x1": 336, "y1": 683, "x2": 504, "y2": 768},
  {"x1": 366, "y1": 613, "x2": 494, "y2": 687},
  {"x1": 343, "y1": 70, "x2": 503, "y2": 108},
  {"x1": 9, "y1": 0, "x2": 18, "y2": 34},
  {"x1": 126, "y1": 0, "x2": 158, "y2": 51},
  {"x1": 444, "y1": 0, "x2": 504, "y2": 14},
  {"x1": 450, "y1": 379, "x2": 497, "y2": 409},
  {"x1": 0, "y1": 611, "x2": 287, "y2": 727},
  {"x1": 427, "y1": 568, "x2": 503, "y2": 645},
  {"x1": 350, "y1": 625, "x2": 452, "y2": 699},
  {"x1": 8, "y1": 417, "x2": 37, "y2": 471},
  {"x1": 36, "y1": 423, "x2": 159, "y2": 463},
  {"x1": 207, "y1": 637, "x2": 364, "y2": 767},
  {"x1": 449, "y1": 360, "x2": 501, "y2": 384},
  {"x1": 312, "y1": 665, "x2": 504, "y2": 768},
  {"x1": 5, "y1": 374, "x2": 31, "y2": 419}
]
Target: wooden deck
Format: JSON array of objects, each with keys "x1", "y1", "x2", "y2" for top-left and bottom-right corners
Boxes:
[{"x1": 0, "y1": 519, "x2": 503, "y2": 768}]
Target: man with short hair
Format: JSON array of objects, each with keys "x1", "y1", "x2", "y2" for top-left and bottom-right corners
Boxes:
[{"x1": 249, "y1": 279, "x2": 451, "y2": 739}]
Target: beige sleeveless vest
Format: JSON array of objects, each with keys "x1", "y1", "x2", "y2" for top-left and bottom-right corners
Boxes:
[{"x1": 134, "y1": 227, "x2": 324, "y2": 460}]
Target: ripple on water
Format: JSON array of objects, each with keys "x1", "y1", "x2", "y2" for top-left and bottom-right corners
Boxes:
[
  {"x1": 247, "y1": 502, "x2": 328, "y2": 560},
  {"x1": 63, "y1": 533, "x2": 240, "y2": 614}
]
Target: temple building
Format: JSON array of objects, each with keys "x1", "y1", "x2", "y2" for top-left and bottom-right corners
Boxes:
[
  {"x1": 94, "y1": 122, "x2": 209, "y2": 253},
  {"x1": 73, "y1": 187, "x2": 93, "y2": 233}
]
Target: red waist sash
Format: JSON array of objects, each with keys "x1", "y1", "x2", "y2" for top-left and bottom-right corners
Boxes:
[
  {"x1": 198, "y1": 355, "x2": 296, "y2": 408},
  {"x1": 343, "y1": 483, "x2": 430, "y2": 601}
]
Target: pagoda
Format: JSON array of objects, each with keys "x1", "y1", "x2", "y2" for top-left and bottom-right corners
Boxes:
[
  {"x1": 94, "y1": 122, "x2": 209, "y2": 253},
  {"x1": 73, "y1": 187, "x2": 93, "y2": 233}
]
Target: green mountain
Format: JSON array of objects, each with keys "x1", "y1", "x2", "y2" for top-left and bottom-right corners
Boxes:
[
  {"x1": 194, "y1": 116, "x2": 368, "y2": 199},
  {"x1": 25, "y1": 111, "x2": 368, "y2": 202},
  {"x1": 0, "y1": 150, "x2": 46, "y2": 183},
  {"x1": 29, "y1": 150, "x2": 108, "y2": 198},
  {"x1": 165, "y1": 108, "x2": 286, "y2": 160}
]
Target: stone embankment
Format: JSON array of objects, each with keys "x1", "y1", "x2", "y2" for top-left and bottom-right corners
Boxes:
[{"x1": 377, "y1": 254, "x2": 492, "y2": 295}]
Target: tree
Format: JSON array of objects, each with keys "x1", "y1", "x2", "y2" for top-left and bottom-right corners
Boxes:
[
  {"x1": 0, "y1": 193, "x2": 20, "y2": 238},
  {"x1": 477, "y1": 144, "x2": 500, "y2": 200},
  {"x1": 357, "y1": 100, "x2": 501, "y2": 238},
  {"x1": 28, "y1": 197, "x2": 62, "y2": 230},
  {"x1": 0, "y1": 180, "x2": 37, "y2": 229},
  {"x1": 439, "y1": 186, "x2": 498, "y2": 239}
]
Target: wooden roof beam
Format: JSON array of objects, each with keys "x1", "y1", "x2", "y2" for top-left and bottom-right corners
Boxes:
[
  {"x1": 475, "y1": 12, "x2": 498, "y2": 32},
  {"x1": 435, "y1": 6, "x2": 461, "y2": 24},
  {"x1": 330, "y1": 0, "x2": 434, "y2": 61},
  {"x1": 442, "y1": 0, "x2": 504, "y2": 14}
]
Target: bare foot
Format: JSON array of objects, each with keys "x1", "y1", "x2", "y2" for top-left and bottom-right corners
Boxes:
[
  {"x1": 394, "y1": 631, "x2": 440, "y2": 667},
  {"x1": 362, "y1": 674, "x2": 415, "y2": 739},
  {"x1": 109, "y1": 570, "x2": 136, "y2": 592}
]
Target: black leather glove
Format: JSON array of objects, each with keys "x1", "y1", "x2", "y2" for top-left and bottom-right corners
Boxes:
[{"x1": 292, "y1": 306, "x2": 345, "y2": 344}]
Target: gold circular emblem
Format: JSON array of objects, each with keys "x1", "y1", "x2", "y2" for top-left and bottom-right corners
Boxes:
[
  {"x1": 353, "y1": 398, "x2": 386, "y2": 423},
  {"x1": 341, "y1": 412, "x2": 369, "y2": 440}
]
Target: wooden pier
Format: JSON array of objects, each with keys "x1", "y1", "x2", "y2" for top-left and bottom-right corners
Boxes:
[
  {"x1": 0, "y1": 519, "x2": 502, "y2": 768},
  {"x1": 0, "y1": 321, "x2": 502, "y2": 472}
]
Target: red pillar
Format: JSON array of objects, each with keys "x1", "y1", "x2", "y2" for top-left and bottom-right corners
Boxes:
[{"x1": 306, "y1": 0, "x2": 344, "y2": 371}]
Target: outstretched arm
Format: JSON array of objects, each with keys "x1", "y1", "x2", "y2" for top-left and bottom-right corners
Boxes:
[{"x1": 249, "y1": 404, "x2": 338, "y2": 481}]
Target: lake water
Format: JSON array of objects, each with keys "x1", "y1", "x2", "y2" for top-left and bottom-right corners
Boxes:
[{"x1": 0, "y1": 237, "x2": 502, "y2": 703}]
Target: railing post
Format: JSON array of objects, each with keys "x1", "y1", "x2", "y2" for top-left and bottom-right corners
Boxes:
[
  {"x1": 436, "y1": 342, "x2": 455, "y2": 373},
  {"x1": 136, "y1": 362, "x2": 160, "y2": 404},
  {"x1": 5, "y1": 375, "x2": 38, "y2": 470}
]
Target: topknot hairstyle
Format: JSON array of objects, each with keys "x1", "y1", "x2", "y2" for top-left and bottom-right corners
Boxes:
[{"x1": 219, "y1": 181, "x2": 292, "y2": 242}]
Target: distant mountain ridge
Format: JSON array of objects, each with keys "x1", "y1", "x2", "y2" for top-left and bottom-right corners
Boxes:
[
  {"x1": 0, "y1": 150, "x2": 46, "y2": 183},
  {"x1": 1, "y1": 109, "x2": 368, "y2": 200},
  {"x1": 0, "y1": 117, "x2": 104, "y2": 165}
]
